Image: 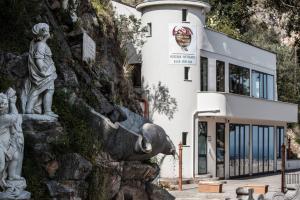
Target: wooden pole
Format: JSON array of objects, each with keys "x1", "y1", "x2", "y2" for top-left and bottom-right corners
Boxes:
[
  {"x1": 281, "y1": 143, "x2": 286, "y2": 193},
  {"x1": 179, "y1": 143, "x2": 183, "y2": 191}
]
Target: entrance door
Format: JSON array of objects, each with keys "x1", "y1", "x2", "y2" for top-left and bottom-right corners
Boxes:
[
  {"x1": 216, "y1": 123, "x2": 225, "y2": 179},
  {"x1": 198, "y1": 122, "x2": 207, "y2": 174}
]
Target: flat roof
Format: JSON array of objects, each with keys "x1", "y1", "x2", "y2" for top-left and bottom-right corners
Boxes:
[{"x1": 137, "y1": 0, "x2": 211, "y2": 12}]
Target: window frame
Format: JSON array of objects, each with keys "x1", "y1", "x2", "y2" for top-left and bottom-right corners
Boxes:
[
  {"x1": 146, "y1": 22, "x2": 152, "y2": 37},
  {"x1": 184, "y1": 66, "x2": 191, "y2": 81},
  {"x1": 251, "y1": 70, "x2": 274, "y2": 100},
  {"x1": 252, "y1": 125, "x2": 275, "y2": 174},
  {"x1": 182, "y1": 9, "x2": 188, "y2": 22}
]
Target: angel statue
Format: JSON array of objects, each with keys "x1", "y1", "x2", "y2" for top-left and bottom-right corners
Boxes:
[
  {"x1": 0, "y1": 88, "x2": 30, "y2": 199},
  {"x1": 21, "y1": 23, "x2": 58, "y2": 118}
]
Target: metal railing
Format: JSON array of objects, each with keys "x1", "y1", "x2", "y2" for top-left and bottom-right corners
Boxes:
[{"x1": 286, "y1": 173, "x2": 300, "y2": 186}]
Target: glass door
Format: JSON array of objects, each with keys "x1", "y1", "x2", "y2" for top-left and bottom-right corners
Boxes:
[
  {"x1": 229, "y1": 124, "x2": 250, "y2": 177},
  {"x1": 198, "y1": 122, "x2": 207, "y2": 174},
  {"x1": 216, "y1": 123, "x2": 225, "y2": 179}
]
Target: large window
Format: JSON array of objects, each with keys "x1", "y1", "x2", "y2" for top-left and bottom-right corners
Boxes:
[
  {"x1": 277, "y1": 127, "x2": 285, "y2": 159},
  {"x1": 252, "y1": 126, "x2": 274, "y2": 174},
  {"x1": 216, "y1": 60, "x2": 225, "y2": 92},
  {"x1": 198, "y1": 122, "x2": 207, "y2": 174},
  {"x1": 216, "y1": 123, "x2": 225, "y2": 179},
  {"x1": 200, "y1": 57, "x2": 208, "y2": 91},
  {"x1": 252, "y1": 70, "x2": 274, "y2": 100},
  {"x1": 229, "y1": 64, "x2": 250, "y2": 96},
  {"x1": 229, "y1": 124, "x2": 250, "y2": 177}
]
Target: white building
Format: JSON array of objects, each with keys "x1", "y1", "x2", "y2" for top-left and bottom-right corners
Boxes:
[{"x1": 113, "y1": 0, "x2": 298, "y2": 179}]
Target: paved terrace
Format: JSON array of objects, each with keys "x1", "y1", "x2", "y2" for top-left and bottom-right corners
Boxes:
[{"x1": 169, "y1": 172, "x2": 299, "y2": 200}]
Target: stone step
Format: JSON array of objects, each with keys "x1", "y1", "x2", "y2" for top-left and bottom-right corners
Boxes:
[{"x1": 195, "y1": 174, "x2": 212, "y2": 179}]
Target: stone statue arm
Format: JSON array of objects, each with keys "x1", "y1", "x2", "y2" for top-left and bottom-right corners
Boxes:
[
  {"x1": 7, "y1": 88, "x2": 18, "y2": 115},
  {"x1": 0, "y1": 115, "x2": 17, "y2": 129}
]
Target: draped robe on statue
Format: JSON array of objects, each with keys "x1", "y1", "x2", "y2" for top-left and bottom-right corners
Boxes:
[{"x1": 21, "y1": 40, "x2": 57, "y2": 114}]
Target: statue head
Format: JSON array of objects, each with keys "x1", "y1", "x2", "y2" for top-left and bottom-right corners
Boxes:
[
  {"x1": 0, "y1": 93, "x2": 8, "y2": 115},
  {"x1": 32, "y1": 23, "x2": 50, "y2": 41}
]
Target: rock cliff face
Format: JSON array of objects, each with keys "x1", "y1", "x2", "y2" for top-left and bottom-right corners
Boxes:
[{"x1": 0, "y1": 0, "x2": 175, "y2": 199}]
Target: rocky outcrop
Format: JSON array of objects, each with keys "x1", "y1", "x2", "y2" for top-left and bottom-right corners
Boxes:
[
  {"x1": 96, "y1": 154, "x2": 175, "y2": 200},
  {"x1": 23, "y1": 120, "x2": 93, "y2": 199}
]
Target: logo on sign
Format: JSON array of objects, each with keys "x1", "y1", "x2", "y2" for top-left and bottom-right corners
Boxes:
[{"x1": 172, "y1": 26, "x2": 193, "y2": 51}]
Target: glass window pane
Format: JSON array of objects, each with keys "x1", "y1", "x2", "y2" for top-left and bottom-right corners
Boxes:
[
  {"x1": 259, "y1": 74, "x2": 264, "y2": 98},
  {"x1": 269, "y1": 127, "x2": 274, "y2": 172},
  {"x1": 252, "y1": 70, "x2": 274, "y2": 100},
  {"x1": 245, "y1": 126, "x2": 250, "y2": 175},
  {"x1": 198, "y1": 157, "x2": 207, "y2": 174},
  {"x1": 201, "y1": 57, "x2": 208, "y2": 91},
  {"x1": 264, "y1": 127, "x2": 269, "y2": 172},
  {"x1": 259, "y1": 127, "x2": 264, "y2": 173},
  {"x1": 230, "y1": 127, "x2": 235, "y2": 177},
  {"x1": 267, "y1": 75, "x2": 274, "y2": 100},
  {"x1": 235, "y1": 126, "x2": 240, "y2": 176},
  {"x1": 216, "y1": 61, "x2": 225, "y2": 92},
  {"x1": 252, "y1": 71, "x2": 260, "y2": 98},
  {"x1": 198, "y1": 122, "x2": 207, "y2": 174},
  {"x1": 229, "y1": 64, "x2": 250, "y2": 96},
  {"x1": 263, "y1": 74, "x2": 267, "y2": 98},
  {"x1": 216, "y1": 123, "x2": 225, "y2": 178},
  {"x1": 240, "y1": 126, "x2": 245, "y2": 175},
  {"x1": 243, "y1": 68, "x2": 250, "y2": 96},
  {"x1": 252, "y1": 126, "x2": 259, "y2": 174}
]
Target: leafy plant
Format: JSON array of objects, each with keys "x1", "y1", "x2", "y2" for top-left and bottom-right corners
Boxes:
[{"x1": 144, "y1": 81, "x2": 178, "y2": 122}]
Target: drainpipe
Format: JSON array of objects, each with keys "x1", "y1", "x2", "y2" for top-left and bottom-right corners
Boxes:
[{"x1": 192, "y1": 109, "x2": 220, "y2": 179}]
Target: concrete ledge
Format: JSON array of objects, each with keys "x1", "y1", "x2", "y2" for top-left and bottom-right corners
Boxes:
[{"x1": 136, "y1": 0, "x2": 211, "y2": 12}]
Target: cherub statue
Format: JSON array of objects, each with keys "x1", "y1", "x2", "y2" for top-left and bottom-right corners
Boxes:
[
  {"x1": 0, "y1": 88, "x2": 30, "y2": 199},
  {"x1": 21, "y1": 23, "x2": 58, "y2": 118}
]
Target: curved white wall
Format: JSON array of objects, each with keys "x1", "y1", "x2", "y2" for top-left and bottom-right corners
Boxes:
[{"x1": 139, "y1": 1, "x2": 209, "y2": 178}]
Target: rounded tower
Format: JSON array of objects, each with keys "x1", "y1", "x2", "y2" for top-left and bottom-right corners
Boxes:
[{"x1": 137, "y1": 0, "x2": 211, "y2": 178}]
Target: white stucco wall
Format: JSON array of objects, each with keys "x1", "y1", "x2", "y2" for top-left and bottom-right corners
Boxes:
[{"x1": 112, "y1": 1, "x2": 141, "y2": 19}]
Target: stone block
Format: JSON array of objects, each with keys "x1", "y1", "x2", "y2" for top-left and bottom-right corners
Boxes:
[
  {"x1": 198, "y1": 182, "x2": 223, "y2": 193},
  {"x1": 244, "y1": 184, "x2": 269, "y2": 194}
]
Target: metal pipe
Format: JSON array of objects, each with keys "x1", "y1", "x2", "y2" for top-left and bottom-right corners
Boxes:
[
  {"x1": 281, "y1": 143, "x2": 286, "y2": 193},
  {"x1": 179, "y1": 143, "x2": 183, "y2": 191}
]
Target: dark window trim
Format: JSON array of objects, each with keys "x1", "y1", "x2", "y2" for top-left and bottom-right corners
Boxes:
[{"x1": 252, "y1": 70, "x2": 274, "y2": 100}]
